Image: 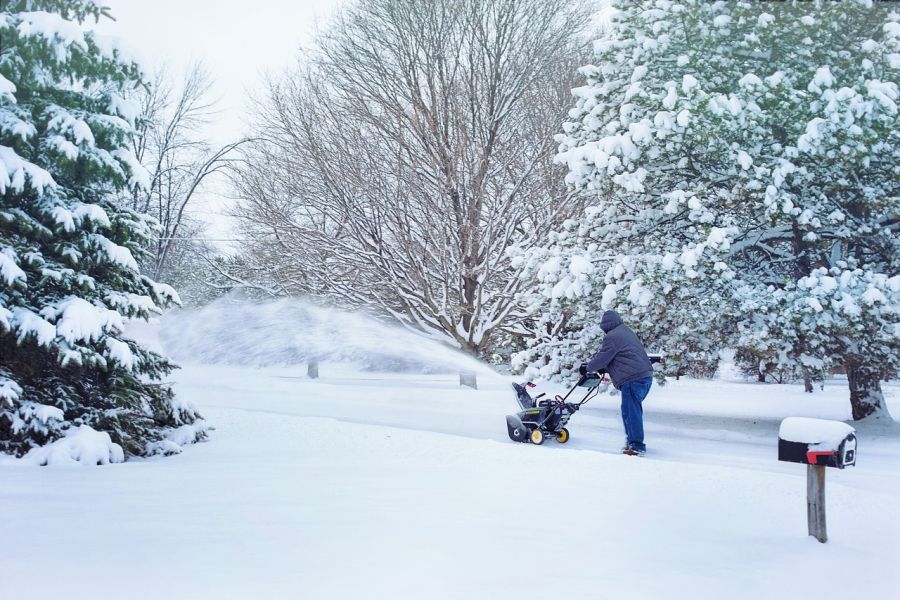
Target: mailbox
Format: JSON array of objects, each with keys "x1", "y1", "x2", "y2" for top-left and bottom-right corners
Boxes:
[
  {"x1": 778, "y1": 417, "x2": 856, "y2": 544},
  {"x1": 778, "y1": 417, "x2": 856, "y2": 469}
]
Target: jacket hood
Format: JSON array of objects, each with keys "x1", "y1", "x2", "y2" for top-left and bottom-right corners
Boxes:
[{"x1": 600, "y1": 310, "x2": 623, "y2": 333}]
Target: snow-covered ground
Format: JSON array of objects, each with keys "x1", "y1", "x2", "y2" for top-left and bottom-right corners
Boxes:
[{"x1": 2, "y1": 365, "x2": 899, "y2": 599}]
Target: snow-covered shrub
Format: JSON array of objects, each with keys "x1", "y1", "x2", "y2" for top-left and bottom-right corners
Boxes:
[
  {"x1": 25, "y1": 424, "x2": 124, "y2": 466},
  {"x1": 0, "y1": 1, "x2": 208, "y2": 459},
  {"x1": 516, "y1": 0, "x2": 899, "y2": 419}
]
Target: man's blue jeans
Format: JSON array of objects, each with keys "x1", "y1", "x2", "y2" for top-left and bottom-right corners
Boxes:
[{"x1": 620, "y1": 376, "x2": 653, "y2": 451}]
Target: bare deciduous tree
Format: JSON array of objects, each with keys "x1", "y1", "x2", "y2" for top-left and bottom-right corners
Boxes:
[
  {"x1": 126, "y1": 63, "x2": 245, "y2": 285},
  {"x1": 233, "y1": 0, "x2": 592, "y2": 355}
]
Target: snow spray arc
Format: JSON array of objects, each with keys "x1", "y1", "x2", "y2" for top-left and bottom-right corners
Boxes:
[{"x1": 157, "y1": 297, "x2": 497, "y2": 377}]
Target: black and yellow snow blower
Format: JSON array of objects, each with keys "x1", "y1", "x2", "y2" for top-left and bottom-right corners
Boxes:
[{"x1": 506, "y1": 372, "x2": 605, "y2": 445}]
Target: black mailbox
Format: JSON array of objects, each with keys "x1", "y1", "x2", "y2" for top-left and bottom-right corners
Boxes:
[
  {"x1": 778, "y1": 417, "x2": 857, "y2": 469},
  {"x1": 778, "y1": 417, "x2": 856, "y2": 544}
]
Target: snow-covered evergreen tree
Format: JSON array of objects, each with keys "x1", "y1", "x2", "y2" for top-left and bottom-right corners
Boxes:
[
  {"x1": 515, "y1": 0, "x2": 899, "y2": 419},
  {"x1": 1, "y1": 0, "x2": 206, "y2": 461}
]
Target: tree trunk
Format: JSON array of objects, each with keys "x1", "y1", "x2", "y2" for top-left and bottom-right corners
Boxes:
[
  {"x1": 846, "y1": 359, "x2": 889, "y2": 420},
  {"x1": 459, "y1": 370, "x2": 477, "y2": 389},
  {"x1": 803, "y1": 369, "x2": 813, "y2": 393}
]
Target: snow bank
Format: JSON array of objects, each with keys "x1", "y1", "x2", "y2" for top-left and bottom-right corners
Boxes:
[
  {"x1": 779, "y1": 417, "x2": 855, "y2": 448},
  {"x1": 26, "y1": 425, "x2": 125, "y2": 466}
]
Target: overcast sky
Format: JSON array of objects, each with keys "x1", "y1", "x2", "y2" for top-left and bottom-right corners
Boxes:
[
  {"x1": 96, "y1": 0, "x2": 343, "y2": 144},
  {"x1": 93, "y1": 1, "x2": 344, "y2": 240}
]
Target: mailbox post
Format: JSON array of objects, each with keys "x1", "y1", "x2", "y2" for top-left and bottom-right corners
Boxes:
[{"x1": 778, "y1": 417, "x2": 856, "y2": 543}]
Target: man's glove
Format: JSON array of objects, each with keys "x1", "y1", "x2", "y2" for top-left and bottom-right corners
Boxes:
[{"x1": 578, "y1": 364, "x2": 588, "y2": 376}]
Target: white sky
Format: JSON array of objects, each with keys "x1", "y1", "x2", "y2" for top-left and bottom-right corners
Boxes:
[
  {"x1": 96, "y1": 0, "x2": 343, "y2": 144},
  {"x1": 93, "y1": 0, "x2": 344, "y2": 241}
]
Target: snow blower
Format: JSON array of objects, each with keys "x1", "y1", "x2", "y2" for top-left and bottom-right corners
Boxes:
[{"x1": 506, "y1": 372, "x2": 606, "y2": 445}]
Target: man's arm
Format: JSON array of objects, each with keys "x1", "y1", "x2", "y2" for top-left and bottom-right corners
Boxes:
[{"x1": 586, "y1": 335, "x2": 617, "y2": 373}]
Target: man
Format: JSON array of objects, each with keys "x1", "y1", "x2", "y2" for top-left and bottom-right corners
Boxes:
[{"x1": 579, "y1": 310, "x2": 653, "y2": 456}]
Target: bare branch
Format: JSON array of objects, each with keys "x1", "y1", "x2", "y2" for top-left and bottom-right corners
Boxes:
[{"x1": 231, "y1": 0, "x2": 593, "y2": 355}]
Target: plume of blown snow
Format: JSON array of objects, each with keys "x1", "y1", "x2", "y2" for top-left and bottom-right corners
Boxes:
[{"x1": 154, "y1": 297, "x2": 497, "y2": 377}]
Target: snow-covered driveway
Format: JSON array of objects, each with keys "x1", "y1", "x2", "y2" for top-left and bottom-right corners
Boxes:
[{"x1": 2, "y1": 366, "x2": 898, "y2": 599}]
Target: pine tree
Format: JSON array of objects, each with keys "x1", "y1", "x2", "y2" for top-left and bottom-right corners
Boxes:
[
  {"x1": 516, "y1": 0, "x2": 899, "y2": 419},
  {"x1": 1, "y1": 1, "x2": 206, "y2": 461}
]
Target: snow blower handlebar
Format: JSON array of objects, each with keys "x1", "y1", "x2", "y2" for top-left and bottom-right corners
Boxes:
[
  {"x1": 565, "y1": 353, "x2": 663, "y2": 406},
  {"x1": 566, "y1": 354, "x2": 662, "y2": 404},
  {"x1": 553, "y1": 370, "x2": 607, "y2": 408},
  {"x1": 549, "y1": 353, "x2": 664, "y2": 410}
]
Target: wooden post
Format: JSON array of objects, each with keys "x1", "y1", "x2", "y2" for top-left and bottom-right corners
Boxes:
[
  {"x1": 307, "y1": 359, "x2": 319, "y2": 379},
  {"x1": 459, "y1": 370, "x2": 477, "y2": 390},
  {"x1": 807, "y1": 464, "x2": 827, "y2": 543}
]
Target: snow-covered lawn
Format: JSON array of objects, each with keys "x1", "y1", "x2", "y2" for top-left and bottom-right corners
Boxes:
[{"x1": 2, "y1": 365, "x2": 899, "y2": 599}]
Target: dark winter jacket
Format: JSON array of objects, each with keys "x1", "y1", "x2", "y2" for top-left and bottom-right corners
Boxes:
[{"x1": 586, "y1": 311, "x2": 653, "y2": 389}]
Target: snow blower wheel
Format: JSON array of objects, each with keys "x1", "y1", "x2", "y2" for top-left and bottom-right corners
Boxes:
[
  {"x1": 530, "y1": 429, "x2": 545, "y2": 445},
  {"x1": 556, "y1": 428, "x2": 570, "y2": 444}
]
